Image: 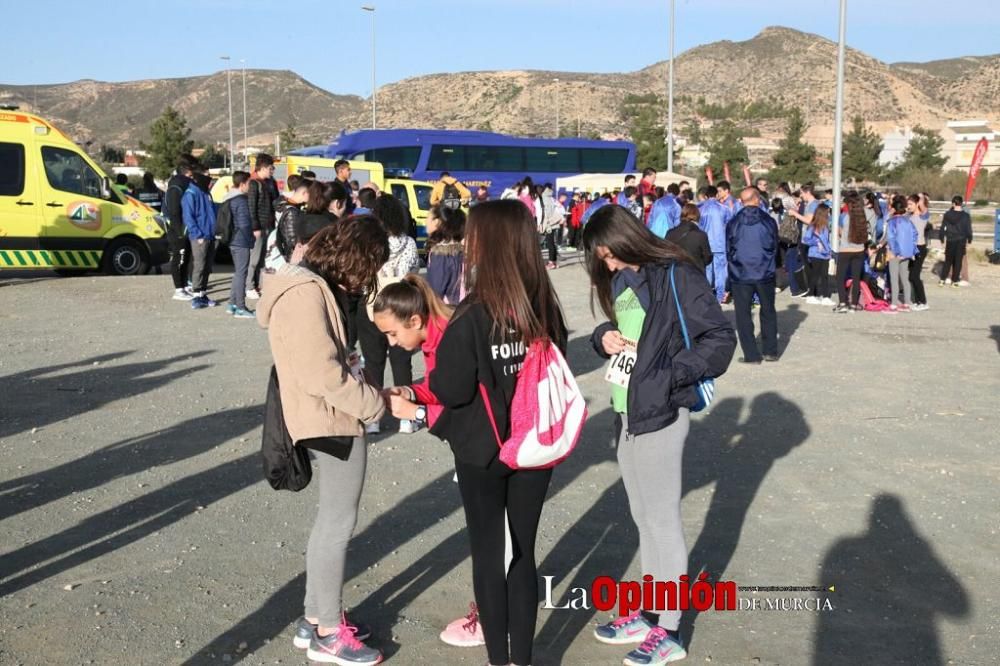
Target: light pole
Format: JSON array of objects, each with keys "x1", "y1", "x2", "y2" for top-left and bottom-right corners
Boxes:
[
  {"x1": 666, "y1": 0, "x2": 675, "y2": 175},
  {"x1": 553, "y1": 78, "x2": 560, "y2": 137},
  {"x1": 220, "y1": 55, "x2": 234, "y2": 171},
  {"x1": 240, "y1": 59, "x2": 248, "y2": 164},
  {"x1": 361, "y1": 5, "x2": 376, "y2": 128},
  {"x1": 831, "y1": 0, "x2": 847, "y2": 253}
]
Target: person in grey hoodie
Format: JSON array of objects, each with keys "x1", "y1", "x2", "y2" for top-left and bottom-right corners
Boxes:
[{"x1": 226, "y1": 171, "x2": 255, "y2": 318}]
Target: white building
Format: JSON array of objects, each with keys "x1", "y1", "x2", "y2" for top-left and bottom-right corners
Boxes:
[
  {"x1": 879, "y1": 126, "x2": 915, "y2": 167},
  {"x1": 943, "y1": 120, "x2": 997, "y2": 171}
]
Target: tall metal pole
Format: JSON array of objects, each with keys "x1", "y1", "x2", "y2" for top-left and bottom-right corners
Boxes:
[
  {"x1": 362, "y1": 5, "x2": 376, "y2": 128},
  {"x1": 666, "y1": 0, "x2": 675, "y2": 175},
  {"x1": 831, "y1": 0, "x2": 847, "y2": 253},
  {"x1": 554, "y1": 78, "x2": 560, "y2": 137},
  {"x1": 221, "y1": 56, "x2": 234, "y2": 171},
  {"x1": 241, "y1": 59, "x2": 248, "y2": 163}
]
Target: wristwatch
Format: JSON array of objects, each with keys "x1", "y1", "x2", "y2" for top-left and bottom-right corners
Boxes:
[{"x1": 414, "y1": 406, "x2": 427, "y2": 423}]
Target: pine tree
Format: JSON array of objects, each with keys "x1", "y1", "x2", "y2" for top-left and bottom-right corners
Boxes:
[
  {"x1": 278, "y1": 123, "x2": 300, "y2": 153},
  {"x1": 895, "y1": 126, "x2": 947, "y2": 174},
  {"x1": 769, "y1": 109, "x2": 818, "y2": 185},
  {"x1": 841, "y1": 115, "x2": 883, "y2": 183},
  {"x1": 141, "y1": 107, "x2": 193, "y2": 179},
  {"x1": 622, "y1": 95, "x2": 667, "y2": 170},
  {"x1": 705, "y1": 120, "x2": 749, "y2": 180}
]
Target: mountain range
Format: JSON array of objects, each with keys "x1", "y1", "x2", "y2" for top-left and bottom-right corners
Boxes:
[{"x1": 1, "y1": 26, "x2": 996, "y2": 151}]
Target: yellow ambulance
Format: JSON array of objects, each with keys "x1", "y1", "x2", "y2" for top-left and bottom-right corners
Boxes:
[{"x1": 0, "y1": 111, "x2": 168, "y2": 275}]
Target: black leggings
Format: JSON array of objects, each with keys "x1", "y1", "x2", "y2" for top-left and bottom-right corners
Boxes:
[
  {"x1": 808, "y1": 258, "x2": 830, "y2": 298},
  {"x1": 909, "y1": 245, "x2": 928, "y2": 305},
  {"x1": 544, "y1": 230, "x2": 558, "y2": 264},
  {"x1": 356, "y1": 304, "x2": 412, "y2": 389},
  {"x1": 836, "y1": 251, "x2": 865, "y2": 305},
  {"x1": 455, "y1": 458, "x2": 552, "y2": 666},
  {"x1": 942, "y1": 240, "x2": 967, "y2": 282},
  {"x1": 168, "y1": 234, "x2": 191, "y2": 290}
]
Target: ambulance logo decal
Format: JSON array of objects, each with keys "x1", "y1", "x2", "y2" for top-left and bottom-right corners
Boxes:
[{"x1": 66, "y1": 201, "x2": 101, "y2": 230}]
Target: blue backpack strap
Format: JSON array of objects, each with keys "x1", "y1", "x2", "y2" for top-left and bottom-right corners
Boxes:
[{"x1": 669, "y1": 263, "x2": 692, "y2": 350}]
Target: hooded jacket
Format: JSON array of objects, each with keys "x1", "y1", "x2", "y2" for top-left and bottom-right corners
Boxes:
[
  {"x1": 427, "y1": 241, "x2": 464, "y2": 304},
  {"x1": 274, "y1": 198, "x2": 304, "y2": 259},
  {"x1": 248, "y1": 176, "x2": 278, "y2": 233},
  {"x1": 181, "y1": 180, "x2": 216, "y2": 241},
  {"x1": 224, "y1": 188, "x2": 254, "y2": 249},
  {"x1": 256, "y1": 263, "x2": 385, "y2": 442},
  {"x1": 726, "y1": 205, "x2": 779, "y2": 284},
  {"x1": 648, "y1": 195, "x2": 681, "y2": 238},
  {"x1": 697, "y1": 198, "x2": 730, "y2": 253},
  {"x1": 801, "y1": 225, "x2": 832, "y2": 260},
  {"x1": 886, "y1": 215, "x2": 918, "y2": 259},
  {"x1": 162, "y1": 173, "x2": 192, "y2": 238},
  {"x1": 430, "y1": 176, "x2": 471, "y2": 207},
  {"x1": 940, "y1": 209, "x2": 973, "y2": 244}
]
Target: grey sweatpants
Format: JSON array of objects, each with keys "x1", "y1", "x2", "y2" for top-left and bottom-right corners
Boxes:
[
  {"x1": 617, "y1": 410, "x2": 690, "y2": 631},
  {"x1": 888, "y1": 257, "x2": 912, "y2": 305},
  {"x1": 304, "y1": 438, "x2": 367, "y2": 627},
  {"x1": 247, "y1": 234, "x2": 266, "y2": 291},
  {"x1": 190, "y1": 239, "x2": 215, "y2": 294}
]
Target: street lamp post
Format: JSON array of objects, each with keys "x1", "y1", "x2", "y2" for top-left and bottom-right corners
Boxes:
[
  {"x1": 240, "y1": 59, "x2": 248, "y2": 164},
  {"x1": 666, "y1": 0, "x2": 675, "y2": 175},
  {"x1": 831, "y1": 0, "x2": 847, "y2": 253},
  {"x1": 361, "y1": 5, "x2": 376, "y2": 128},
  {"x1": 220, "y1": 56, "x2": 235, "y2": 171},
  {"x1": 554, "y1": 78, "x2": 560, "y2": 138}
]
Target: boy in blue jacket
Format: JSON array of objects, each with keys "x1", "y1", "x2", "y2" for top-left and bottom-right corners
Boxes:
[
  {"x1": 225, "y1": 171, "x2": 255, "y2": 318},
  {"x1": 182, "y1": 172, "x2": 218, "y2": 309}
]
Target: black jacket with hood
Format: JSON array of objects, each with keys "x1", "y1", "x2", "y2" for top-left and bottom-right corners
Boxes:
[
  {"x1": 162, "y1": 173, "x2": 192, "y2": 239},
  {"x1": 590, "y1": 261, "x2": 736, "y2": 436}
]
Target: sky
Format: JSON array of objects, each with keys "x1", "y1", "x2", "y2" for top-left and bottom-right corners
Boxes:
[{"x1": 5, "y1": 0, "x2": 999, "y2": 96}]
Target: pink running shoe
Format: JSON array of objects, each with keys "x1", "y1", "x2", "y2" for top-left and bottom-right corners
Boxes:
[{"x1": 439, "y1": 602, "x2": 486, "y2": 647}]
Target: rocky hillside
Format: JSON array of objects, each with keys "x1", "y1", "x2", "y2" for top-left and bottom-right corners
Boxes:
[{"x1": 1, "y1": 27, "x2": 996, "y2": 150}]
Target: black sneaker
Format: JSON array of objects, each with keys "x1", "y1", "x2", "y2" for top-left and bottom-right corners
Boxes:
[
  {"x1": 737, "y1": 357, "x2": 762, "y2": 365},
  {"x1": 294, "y1": 616, "x2": 371, "y2": 649},
  {"x1": 763, "y1": 354, "x2": 779, "y2": 362}
]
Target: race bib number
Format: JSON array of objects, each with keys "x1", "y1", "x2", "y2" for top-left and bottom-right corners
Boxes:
[
  {"x1": 347, "y1": 352, "x2": 364, "y2": 382},
  {"x1": 604, "y1": 339, "x2": 638, "y2": 388}
]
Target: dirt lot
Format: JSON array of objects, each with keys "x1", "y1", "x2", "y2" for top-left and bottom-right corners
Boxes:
[{"x1": 1, "y1": 252, "x2": 998, "y2": 665}]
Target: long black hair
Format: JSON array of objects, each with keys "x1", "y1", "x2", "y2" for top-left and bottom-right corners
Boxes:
[{"x1": 581, "y1": 205, "x2": 691, "y2": 323}]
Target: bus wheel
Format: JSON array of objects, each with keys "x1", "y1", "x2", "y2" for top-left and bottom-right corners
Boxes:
[{"x1": 104, "y1": 238, "x2": 149, "y2": 276}]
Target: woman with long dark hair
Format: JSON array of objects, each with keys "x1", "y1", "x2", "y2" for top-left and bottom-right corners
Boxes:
[
  {"x1": 906, "y1": 193, "x2": 930, "y2": 311},
  {"x1": 425, "y1": 203, "x2": 467, "y2": 304},
  {"x1": 833, "y1": 192, "x2": 870, "y2": 312},
  {"x1": 583, "y1": 205, "x2": 735, "y2": 666},
  {"x1": 428, "y1": 200, "x2": 567, "y2": 666},
  {"x1": 256, "y1": 217, "x2": 389, "y2": 665},
  {"x1": 801, "y1": 203, "x2": 834, "y2": 305}
]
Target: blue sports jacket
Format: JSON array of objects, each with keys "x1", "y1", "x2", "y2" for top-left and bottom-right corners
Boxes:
[
  {"x1": 181, "y1": 183, "x2": 217, "y2": 240},
  {"x1": 887, "y1": 215, "x2": 918, "y2": 259},
  {"x1": 726, "y1": 205, "x2": 779, "y2": 284},
  {"x1": 648, "y1": 195, "x2": 681, "y2": 238},
  {"x1": 697, "y1": 198, "x2": 730, "y2": 253},
  {"x1": 581, "y1": 198, "x2": 609, "y2": 225},
  {"x1": 801, "y1": 225, "x2": 832, "y2": 260}
]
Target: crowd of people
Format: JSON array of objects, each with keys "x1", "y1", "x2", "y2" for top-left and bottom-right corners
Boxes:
[{"x1": 147, "y1": 152, "x2": 976, "y2": 665}]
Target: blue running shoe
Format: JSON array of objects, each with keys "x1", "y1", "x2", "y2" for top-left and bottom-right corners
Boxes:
[
  {"x1": 191, "y1": 296, "x2": 208, "y2": 310},
  {"x1": 594, "y1": 611, "x2": 654, "y2": 645},
  {"x1": 623, "y1": 626, "x2": 687, "y2": 665},
  {"x1": 232, "y1": 306, "x2": 255, "y2": 319},
  {"x1": 225, "y1": 303, "x2": 236, "y2": 314}
]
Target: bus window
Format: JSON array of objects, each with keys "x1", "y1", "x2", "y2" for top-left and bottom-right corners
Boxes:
[
  {"x1": 580, "y1": 148, "x2": 629, "y2": 172},
  {"x1": 427, "y1": 145, "x2": 467, "y2": 172},
  {"x1": 466, "y1": 145, "x2": 524, "y2": 172},
  {"x1": 360, "y1": 147, "x2": 421, "y2": 171},
  {"x1": 414, "y1": 184, "x2": 433, "y2": 211},
  {"x1": 525, "y1": 147, "x2": 580, "y2": 173}
]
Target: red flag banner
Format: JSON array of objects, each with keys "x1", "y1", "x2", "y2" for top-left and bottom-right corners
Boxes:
[
  {"x1": 965, "y1": 138, "x2": 989, "y2": 202},
  {"x1": 742, "y1": 165, "x2": 753, "y2": 187},
  {"x1": 705, "y1": 166, "x2": 715, "y2": 186},
  {"x1": 723, "y1": 162, "x2": 732, "y2": 184}
]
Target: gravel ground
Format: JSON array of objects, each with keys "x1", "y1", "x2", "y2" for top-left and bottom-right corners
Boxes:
[{"x1": 1, "y1": 251, "x2": 998, "y2": 666}]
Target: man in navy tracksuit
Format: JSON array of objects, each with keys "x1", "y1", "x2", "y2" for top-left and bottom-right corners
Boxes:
[{"x1": 727, "y1": 187, "x2": 780, "y2": 364}]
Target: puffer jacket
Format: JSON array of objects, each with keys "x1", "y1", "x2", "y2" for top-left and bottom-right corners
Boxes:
[
  {"x1": 274, "y1": 198, "x2": 304, "y2": 260},
  {"x1": 256, "y1": 263, "x2": 385, "y2": 442}
]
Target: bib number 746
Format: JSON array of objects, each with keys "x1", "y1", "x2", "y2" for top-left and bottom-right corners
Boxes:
[{"x1": 604, "y1": 339, "x2": 638, "y2": 389}]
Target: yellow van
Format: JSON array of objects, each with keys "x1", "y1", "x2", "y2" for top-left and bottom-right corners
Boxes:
[{"x1": 0, "y1": 111, "x2": 168, "y2": 275}]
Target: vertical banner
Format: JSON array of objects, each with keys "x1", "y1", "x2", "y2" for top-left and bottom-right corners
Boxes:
[
  {"x1": 723, "y1": 161, "x2": 732, "y2": 184},
  {"x1": 705, "y1": 166, "x2": 715, "y2": 186},
  {"x1": 965, "y1": 138, "x2": 989, "y2": 202},
  {"x1": 742, "y1": 165, "x2": 753, "y2": 187}
]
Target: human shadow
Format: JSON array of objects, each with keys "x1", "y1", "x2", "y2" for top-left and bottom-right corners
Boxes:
[
  {"x1": 990, "y1": 325, "x2": 1000, "y2": 356},
  {"x1": 777, "y1": 303, "x2": 808, "y2": 356},
  {"x1": 185, "y1": 407, "x2": 622, "y2": 664},
  {"x1": 0, "y1": 406, "x2": 261, "y2": 523},
  {"x1": 566, "y1": 332, "x2": 608, "y2": 377},
  {"x1": 0, "y1": 351, "x2": 213, "y2": 440},
  {"x1": 678, "y1": 392, "x2": 811, "y2": 647},
  {"x1": 0, "y1": 407, "x2": 262, "y2": 595},
  {"x1": 812, "y1": 494, "x2": 970, "y2": 665}
]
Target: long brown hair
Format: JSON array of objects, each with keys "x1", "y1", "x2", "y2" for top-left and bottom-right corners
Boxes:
[
  {"x1": 582, "y1": 204, "x2": 692, "y2": 323},
  {"x1": 372, "y1": 274, "x2": 453, "y2": 324},
  {"x1": 844, "y1": 192, "x2": 868, "y2": 245},
  {"x1": 812, "y1": 203, "x2": 830, "y2": 233},
  {"x1": 303, "y1": 214, "x2": 388, "y2": 294},
  {"x1": 464, "y1": 199, "x2": 564, "y2": 343}
]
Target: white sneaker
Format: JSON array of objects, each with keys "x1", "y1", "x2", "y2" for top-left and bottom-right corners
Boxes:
[
  {"x1": 365, "y1": 422, "x2": 381, "y2": 435},
  {"x1": 957, "y1": 280, "x2": 970, "y2": 287},
  {"x1": 173, "y1": 288, "x2": 194, "y2": 301},
  {"x1": 246, "y1": 288, "x2": 261, "y2": 300},
  {"x1": 398, "y1": 419, "x2": 418, "y2": 435},
  {"x1": 820, "y1": 297, "x2": 835, "y2": 306},
  {"x1": 913, "y1": 303, "x2": 929, "y2": 311},
  {"x1": 806, "y1": 296, "x2": 821, "y2": 305},
  {"x1": 944, "y1": 278, "x2": 952, "y2": 285}
]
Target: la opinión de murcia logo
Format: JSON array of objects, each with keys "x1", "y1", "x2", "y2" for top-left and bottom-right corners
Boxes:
[{"x1": 543, "y1": 575, "x2": 836, "y2": 613}]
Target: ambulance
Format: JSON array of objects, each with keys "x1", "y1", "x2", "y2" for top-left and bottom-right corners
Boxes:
[{"x1": 0, "y1": 111, "x2": 168, "y2": 275}]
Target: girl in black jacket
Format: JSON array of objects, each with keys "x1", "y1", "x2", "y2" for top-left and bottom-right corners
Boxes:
[
  {"x1": 583, "y1": 205, "x2": 736, "y2": 666},
  {"x1": 429, "y1": 200, "x2": 566, "y2": 666}
]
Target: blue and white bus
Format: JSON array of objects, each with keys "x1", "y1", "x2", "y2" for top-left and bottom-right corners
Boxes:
[{"x1": 292, "y1": 129, "x2": 637, "y2": 197}]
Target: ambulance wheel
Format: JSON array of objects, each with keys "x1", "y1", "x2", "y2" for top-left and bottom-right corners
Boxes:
[{"x1": 104, "y1": 238, "x2": 149, "y2": 276}]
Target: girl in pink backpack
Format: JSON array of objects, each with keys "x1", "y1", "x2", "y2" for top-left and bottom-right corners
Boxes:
[
  {"x1": 583, "y1": 205, "x2": 736, "y2": 666},
  {"x1": 429, "y1": 199, "x2": 567, "y2": 666}
]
